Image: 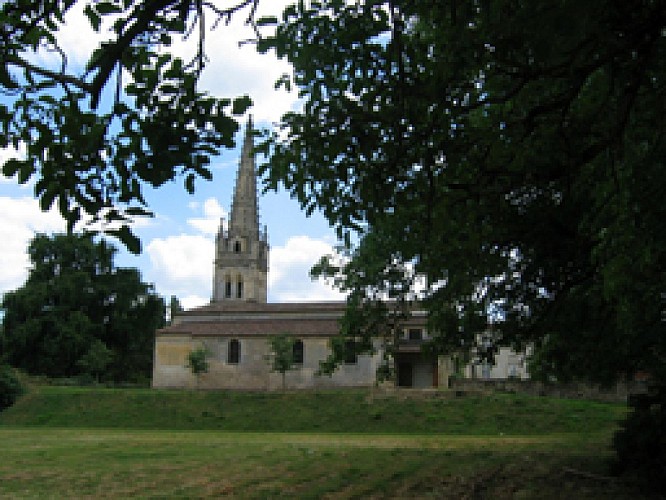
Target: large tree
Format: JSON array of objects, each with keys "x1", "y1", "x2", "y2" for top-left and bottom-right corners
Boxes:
[
  {"x1": 261, "y1": 0, "x2": 665, "y2": 385},
  {"x1": 1, "y1": 0, "x2": 257, "y2": 251},
  {"x1": 1, "y1": 233, "x2": 165, "y2": 381},
  {"x1": 259, "y1": 1, "x2": 665, "y2": 485}
]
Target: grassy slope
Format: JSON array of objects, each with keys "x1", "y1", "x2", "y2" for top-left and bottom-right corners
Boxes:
[
  {"x1": 0, "y1": 387, "x2": 647, "y2": 498},
  {"x1": 0, "y1": 385, "x2": 626, "y2": 434}
]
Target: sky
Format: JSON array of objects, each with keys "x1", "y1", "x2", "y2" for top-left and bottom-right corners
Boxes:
[{"x1": 0, "y1": 1, "x2": 346, "y2": 310}]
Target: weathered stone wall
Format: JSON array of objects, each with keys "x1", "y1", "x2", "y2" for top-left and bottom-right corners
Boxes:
[
  {"x1": 449, "y1": 378, "x2": 645, "y2": 403},
  {"x1": 152, "y1": 335, "x2": 383, "y2": 390}
]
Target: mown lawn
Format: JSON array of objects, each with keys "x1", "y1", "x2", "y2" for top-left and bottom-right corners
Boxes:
[{"x1": 0, "y1": 386, "x2": 648, "y2": 498}]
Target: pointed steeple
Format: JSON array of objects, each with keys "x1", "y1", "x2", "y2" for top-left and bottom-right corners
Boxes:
[
  {"x1": 212, "y1": 116, "x2": 269, "y2": 303},
  {"x1": 229, "y1": 116, "x2": 259, "y2": 238}
]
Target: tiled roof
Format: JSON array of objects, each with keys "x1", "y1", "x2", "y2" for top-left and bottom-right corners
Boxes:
[
  {"x1": 158, "y1": 317, "x2": 341, "y2": 337},
  {"x1": 157, "y1": 300, "x2": 427, "y2": 338},
  {"x1": 180, "y1": 301, "x2": 349, "y2": 315}
]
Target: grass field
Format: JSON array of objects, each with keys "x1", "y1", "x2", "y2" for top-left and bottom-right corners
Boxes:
[{"x1": 0, "y1": 386, "x2": 648, "y2": 498}]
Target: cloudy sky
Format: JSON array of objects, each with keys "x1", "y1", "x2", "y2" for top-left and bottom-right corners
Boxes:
[{"x1": 0, "y1": 2, "x2": 346, "y2": 309}]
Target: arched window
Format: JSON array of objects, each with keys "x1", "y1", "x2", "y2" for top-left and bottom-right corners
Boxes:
[
  {"x1": 236, "y1": 279, "x2": 243, "y2": 299},
  {"x1": 225, "y1": 279, "x2": 232, "y2": 298},
  {"x1": 228, "y1": 339, "x2": 240, "y2": 364},
  {"x1": 293, "y1": 339, "x2": 304, "y2": 365},
  {"x1": 234, "y1": 240, "x2": 242, "y2": 253}
]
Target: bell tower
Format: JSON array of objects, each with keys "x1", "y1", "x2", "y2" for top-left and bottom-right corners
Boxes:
[{"x1": 213, "y1": 117, "x2": 269, "y2": 302}]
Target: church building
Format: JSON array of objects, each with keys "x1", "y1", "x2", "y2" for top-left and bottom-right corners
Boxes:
[{"x1": 151, "y1": 120, "x2": 528, "y2": 390}]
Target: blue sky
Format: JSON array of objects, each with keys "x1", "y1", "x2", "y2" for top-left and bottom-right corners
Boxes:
[{"x1": 0, "y1": 2, "x2": 345, "y2": 309}]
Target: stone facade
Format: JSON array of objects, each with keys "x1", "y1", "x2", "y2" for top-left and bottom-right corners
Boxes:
[
  {"x1": 151, "y1": 300, "x2": 445, "y2": 389},
  {"x1": 152, "y1": 302, "x2": 388, "y2": 389}
]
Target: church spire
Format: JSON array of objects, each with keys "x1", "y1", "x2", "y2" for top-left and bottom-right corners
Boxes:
[
  {"x1": 212, "y1": 116, "x2": 269, "y2": 303},
  {"x1": 229, "y1": 115, "x2": 259, "y2": 238}
]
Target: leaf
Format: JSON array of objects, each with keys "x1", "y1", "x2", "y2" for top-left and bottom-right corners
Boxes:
[
  {"x1": 232, "y1": 95, "x2": 252, "y2": 116},
  {"x1": 95, "y1": 2, "x2": 122, "y2": 15},
  {"x1": 275, "y1": 73, "x2": 292, "y2": 92},
  {"x1": 109, "y1": 225, "x2": 141, "y2": 255},
  {"x1": 2, "y1": 158, "x2": 22, "y2": 178},
  {"x1": 256, "y1": 16, "x2": 278, "y2": 27},
  {"x1": 185, "y1": 173, "x2": 195, "y2": 194},
  {"x1": 84, "y1": 4, "x2": 102, "y2": 31},
  {"x1": 18, "y1": 162, "x2": 35, "y2": 184},
  {"x1": 39, "y1": 186, "x2": 58, "y2": 211},
  {"x1": 124, "y1": 207, "x2": 153, "y2": 217}
]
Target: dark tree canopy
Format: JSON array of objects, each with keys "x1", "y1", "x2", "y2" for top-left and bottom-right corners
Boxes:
[
  {"x1": 1, "y1": 233, "x2": 165, "y2": 381},
  {"x1": 260, "y1": 0, "x2": 666, "y2": 386},
  {"x1": 1, "y1": 0, "x2": 256, "y2": 252}
]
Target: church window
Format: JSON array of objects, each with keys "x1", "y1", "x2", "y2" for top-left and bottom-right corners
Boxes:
[
  {"x1": 228, "y1": 339, "x2": 240, "y2": 364},
  {"x1": 234, "y1": 240, "x2": 242, "y2": 253},
  {"x1": 225, "y1": 280, "x2": 232, "y2": 298},
  {"x1": 408, "y1": 328, "x2": 423, "y2": 340},
  {"x1": 236, "y1": 279, "x2": 243, "y2": 299},
  {"x1": 293, "y1": 340, "x2": 304, "y2": 365}
]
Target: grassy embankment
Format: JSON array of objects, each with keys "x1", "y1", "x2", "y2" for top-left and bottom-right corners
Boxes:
[{"x1": 0, "y1": 386, "x2": 646, "y2": 498}]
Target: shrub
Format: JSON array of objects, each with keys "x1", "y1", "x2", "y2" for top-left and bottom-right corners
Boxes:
[
  {"x1": 0, "y1": 364, "x2": 24, "y2": 411},
  {"x1": 612, "y1": 383, "x2": 666, "y2": 493}
]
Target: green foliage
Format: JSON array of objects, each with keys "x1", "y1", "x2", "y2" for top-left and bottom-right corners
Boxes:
[
  {"x1": 0, "y1": 1, "x2": 255, "y2": 250},
  {"x1": 1, "y1": 233, "x2": 165, "y2": 381},
  {"x1": 76, "y1": 339, "x2": 114, "y2": 382},
  {"x1": 0, "y1": 364, "x2": 23, "y2": 411},
  {"x1": 186, "y1": 346, "x2": 210, "y2": 387},
  {"x1": 266, "y1": 334, "x2": 296, "y2": 389},
  {"x1": 261, "y1": 0, "x2": 666, "y2": 388}
]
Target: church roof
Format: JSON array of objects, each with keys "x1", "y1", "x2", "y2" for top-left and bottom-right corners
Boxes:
[
  {"x1": 180, "y1": 300, "x2": 348, "y2": 315},
  {"x1": 157, "y1": 300, "x2": 427, "y2": 338},
  {"x1": 158, "y1": 317, "x2": 342, "y2": 337},
  {"x1": 158, "y1": 301, "x2": 346, "y2": 337}
]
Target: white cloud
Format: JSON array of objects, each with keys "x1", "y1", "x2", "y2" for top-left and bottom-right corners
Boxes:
[
  {"x1": 0, "y1": 197, "x2": 66, "y2": 295},
  {"x1": 145, "y1": 234, "x2": 214, "y2": 302},
  {"x1": 186, "y1": 197, "x2": 227, "y2": 235},
  {"x1": 144, "y1": 199, "x2": 221, "y2": 307},
  {"x1": 180, "y1": 294, "x2": 211, "y2": 311},
  {"x1": 58, "y1": 3, "x2": 106, "y2": 65},
  {"x1": 269, "y1": 235, "x2": 346, "y2": 303},
  {"x1": 152, "y1": 1, "x2": 298, "y2": 124}
]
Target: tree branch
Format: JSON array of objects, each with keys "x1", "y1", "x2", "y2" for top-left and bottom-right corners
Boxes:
[{"x1": 6, "y1": 54, "x2": 92, "y2": 93}]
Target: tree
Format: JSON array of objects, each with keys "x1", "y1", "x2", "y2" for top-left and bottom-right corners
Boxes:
[
  {"x1": 1, "y1": 233, "x2": 165, "y2": 381},
  {"x1": 0, "y1": 364, "x2": 24, "y2": 412},
  {"x1": 259, "y1": 0, "x2": 666, "y2": 487},
  {"x1": 186, "y1": 346, "x2": 210, "y2": 389},
  {"x1": 260, "y1": 0, "x2": 665, "y2": 389},
  {"x1": 266, "y1": 334, "x2": 296, "y2": 390},
  {"x1": 76, "y1": 338, "x2": 114, "y2": 383},
  {"x1": 167, "y1": 295, "x2": 184, "y2": 325},
  {"x1": 1, "y1": 0, "x2": 257, "y2": 251}
]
